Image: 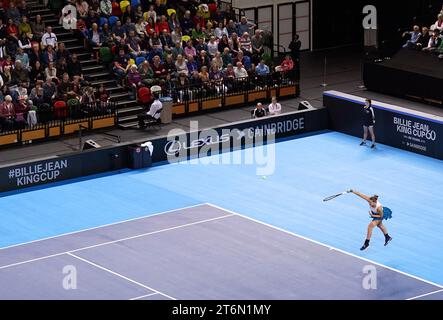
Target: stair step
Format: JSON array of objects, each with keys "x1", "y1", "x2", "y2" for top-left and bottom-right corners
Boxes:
[
  {"x1": 80, "y1": 59, "x2": 99, "y2": 65},
  {"x1": 116, "y1": 99, "x2": 137, "y2": 106},
  {"x1": 30, "y1": 13, "x2": 53, "y2": 19},
  {"x1": 118, "y1": 122, "x2": 139, "y2": 129},
  {"x1": 65, "y1": 45, "x2": 86, "y2": 52},
  {"x1": 55, "y1": 31, "x2": 74, "y2": 38},
  {"x1": 45, "y1": 19, "x2": 58, "y2": 24},
  {"x1": 117, "y1": 106, "x2": 144, "y2": 114},
  {"x1": 90, "y1": 79, "x2": 116, "y2": 86},
  {"x1": 82, "y1": 65, "x2": 105, "y2": 72},
  {"x1": 87, "y1": 71, "x2": 112, "y2": 78},
  {"x1": 28, "y1": 8, "x2": 51, "y2": 13},
  {"x1": 63, "y1": 38, "x2": 80, "y2": 44},
  {"x1": 110, "y1": 92, "x2": 131, "y2": 99},
  {"x1": 106, "y1": 86, "x2": 126, "y2": 93},
  {"x1": 118, "y1": 115, "x2": 138, "y2": 122}
]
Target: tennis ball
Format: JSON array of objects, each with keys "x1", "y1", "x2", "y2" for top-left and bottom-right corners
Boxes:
[{"x1": 261, "y1": 176, "x2": 267, "y2": 180}]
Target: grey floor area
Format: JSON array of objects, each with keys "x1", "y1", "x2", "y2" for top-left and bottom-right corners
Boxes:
[
  {"x1": 0, "y1": 204, "x2": 441, "y2": 300},
  {"x1": 1, "y1": 47, "x2": 442, "y2": 166}
]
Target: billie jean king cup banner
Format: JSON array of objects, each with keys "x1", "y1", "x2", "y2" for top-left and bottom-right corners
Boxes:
[
  {"x1": 8, "y1": 160, "x2": 69, "y2": 188},
  {"x1": 164, "y1": 118, "x2": 306, "y2": 176},
  {"x1": 392, "y1": 115, "x2": 438, "y2": 153}
]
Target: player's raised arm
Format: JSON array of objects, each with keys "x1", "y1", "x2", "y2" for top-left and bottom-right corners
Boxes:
[{"x1": 349, "y1": 190, "x2": 371, "y2": 202}]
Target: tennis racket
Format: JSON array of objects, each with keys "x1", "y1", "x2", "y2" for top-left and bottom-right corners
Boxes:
[{"x1": 323, "y1": 190, "x2": 352, "y2": 202}]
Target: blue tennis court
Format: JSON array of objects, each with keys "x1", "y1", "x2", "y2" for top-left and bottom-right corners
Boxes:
[{"x1": 1, "y1": 131, "x2": 443, "y2": 299}]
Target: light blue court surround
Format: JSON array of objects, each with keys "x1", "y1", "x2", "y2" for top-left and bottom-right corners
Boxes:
[{"x1": 1, "y1": 131, "x2": 443, "y2": 286}]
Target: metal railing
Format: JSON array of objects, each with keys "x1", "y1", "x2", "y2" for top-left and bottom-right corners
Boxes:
[
  {"x1": 168, "y1": 71, "x2": 299, "y2": 105},
  {"x1": 0, "y1": 101, "x2": 117, "y2": 145}
]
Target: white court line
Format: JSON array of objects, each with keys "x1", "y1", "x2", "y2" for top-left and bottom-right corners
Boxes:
[
  {"x1": 0, "y1": 214, "x2": 234, "y2": 270},
  {"x1": 129, "y1": 293, "x2": 160, "y2": 300},
  {"x1": 205, "y1": 203, "x2": 443, "y2": 290},
  {"x1": 67, "y1": 253, "x2": 176, "y2": 300},
  {"x1": 0, "y1": 203, "x2": 207, "y2": 251},
  {"x1": 406, "y1": 289, "x2": 443, "y2": 301}
]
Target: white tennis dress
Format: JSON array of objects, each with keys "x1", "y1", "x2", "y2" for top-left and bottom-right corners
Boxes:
[{"x1": 369, "y1": 200, "x2": 382, "y2": 214}]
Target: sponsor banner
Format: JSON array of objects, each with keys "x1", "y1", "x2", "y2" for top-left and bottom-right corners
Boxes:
[
  {"x1": 0, "y1": 109, "x2": 327, "y2": 192},
  {"x1": 324, "y1": 91, "x2": 443, "y2": 160}
]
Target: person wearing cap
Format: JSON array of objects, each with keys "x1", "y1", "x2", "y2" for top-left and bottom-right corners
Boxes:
[{"x1": 138, "y1": 92, "x2": 162, "y2": 128}]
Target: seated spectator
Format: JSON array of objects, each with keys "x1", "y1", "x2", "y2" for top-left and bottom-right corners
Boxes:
[
  {"x1": 31, "y1": 15, "x2": 45, "y2": 41},
  {"x1": 18, "y1": 16, "x2": 32, "y2": 40},
  {"x1": 268, "y1": 97, "x2": 282, "y2": 115},
  {"x1": 402, "y1": 25, "x2": 421, "y2": 49},
  {"x1": 423, "y1": 29, "x2": 442, "y2": 52},
  {"x1": 30, "y1": 61, "x2": 45, "y2": 83},
  {"x1": 15, "y1": 47, "x2": 30, "y2": 70},
  {"x1": 416, "y1": 27, "x2": 431, "y2": 50},
  {"x1": 221, "y1": 47, "x2": 232, "y2": 68},
  {"x1": 56, "y1": 57, "x2": 69, "y2": 78},
  {"x1": 67, "y1": 53, "x2": 83, "y2": 79},
  {"x1": 80, "y1": 86, "x2": 96, "y2": 108},
  {"x1": 170, "y1": 26, "x2": 183, "y2": 45},
  {"x1": 6, "y1": 2, "x2": 21, "y2": 26},
  {"x1": 181, "y1": 10, "x2": 194, "y2": 36},
  {"x1": 42, "y1": 45, "x2": 57, "y2": 67},
  {"x1": 58, "y1": 73, "x2": 73, "y2": 98},
  {"x1": 11, "y1": 60, "x2": 30, "y2": 86},
  {"x1": 186, "y1": 54, "x2": 199, "y2": 74},
  {"x1": 113, "y1": 48, "x2": 129, "y2": 84},
  {"x1": 127, "y1": 64, "x2": 141, "y2": 99},
  {"x1": 175, "y1": 54, "x2": 188, "y2": 76},
  {"x1": 195, "y1": 37, "x2": 208, "y2": 54},
  {"x1": 138, "y1": 60, "x2": 154, "y2": 86},
  {"x1": 251, "y1": 102, "x2": 266, "y2": 119},
  {"x1": 207, "y1": 36, "x2": 218, "y2": 58},
  {"x1": 0, "y1": 95, "x2": 15, "y2": 131},
  {"x1": 256, "y1": 59, "x2": 270, "y2": 76},
  {"x1": 209, "y1": 63, "x2": 226, "y2": 94},
  {"x1": 156, "y1": 15, "x2": 170, "y2": 34},
  {"x1": 41, "y1": 26, "x2": 58, "y2": 49},
  {"x1": 192, "y1": 23, "x2": 205, "y2": 42},
  {"x1": 135, "y1": 17, "x2": 147, "y2": 37},
  {"x1": 226, "y1": 20, "x2": 237, "y2": 37},
  {"x1": 196, "y1": 50, "x2": 210, "y2": 70},
  {"x1": 236, "y1": 16, "x2": 256, "y2": 36},
  {"x1": 151, "y1": 55, "x2": 167, "y2": 81},
  {"x1": 42, "y1": 77, "x2": 57, "y2": 103},
  {"x1": 7, "y1": 18, "x2": 19, "y2": 41},
  {"x1": 184, "y1": 40, "x2": 197, "y2": 57},
  {"x1": 432, "y1": 13, "x2": 443, "y2": 32},
  {"x1": 168, "y1": 12, "x2": 180, "y2": 32},
  {"x1": 112, "y1": 20, "x2": 126, "y2": 42},
  {"x1": 212, "y1": 51, "x2": 223, "y2": 71},
  {"x1": 14, "y1": 95, "x2": 29, "y2": 129},
  {"x1": 218, "y1": 34, "x2": 230, "y2": 53},
  {"x1": 234, "y1": 61, "x2": 248, "y2": 79},
  {"x1": 175, "y1": 72, "x2": 191, "y2": 102},
  {"x1": 205, "y1": 21, "x2": 215, "y2": 39},
  {"x1": 240, "y1": 32, "x2": 253, "y2": 57},
  {"x1": 126, "y1": 29, "x2": 146, "y2": 58},
  {"x1": 45, "y1": 62, "x2": 58, "y2": 82},
  {"x1": 229, "y1": 32, "x2": 241, "y2": 58},
  {"x1": 88, "y1": 23, "x2": 104, "y2": 48},
  {"x1": 18, "y1": 33, "x2": 32, "y2": 54},
  {"x1": 171, "y1": 40, "x2": 184, "y2": 59},
  {"x1": 215, "y1": 22, "x2": 228, "y2": 39},
  {"x1": 159, "y1": 29, "x2": 173, "y2": 53},
  {"x1": 76, "y1": 0, "x2": 89, "y2": 20},
  {"x1": 100, "y1": 0, "x2": 112, "y2": 17},
  {"x1": 251, "y1": 29, "x2": 265, "y2": 63}
]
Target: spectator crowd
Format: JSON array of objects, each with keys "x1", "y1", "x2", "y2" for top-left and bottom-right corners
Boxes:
[{"x1": 402, "y1": 5, "x2": 443, "y2": 59}]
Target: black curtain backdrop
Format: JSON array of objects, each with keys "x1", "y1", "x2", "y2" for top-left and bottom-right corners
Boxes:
[{"x1": 312, "y1": 0, "x2": 439, "y2": 51}]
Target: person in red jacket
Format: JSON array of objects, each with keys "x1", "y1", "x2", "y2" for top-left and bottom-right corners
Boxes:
[{"x1": 0, "y1": 95, "x2": 16, "y2": 131}]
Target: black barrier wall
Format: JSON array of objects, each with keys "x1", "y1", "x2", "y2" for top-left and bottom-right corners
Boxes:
[
  {"x1": 324, "y1": 90, "x2": 443, "y2": 160},
  {"x1": 0, "y1": 108, "x2": 328, "y2": 193}
]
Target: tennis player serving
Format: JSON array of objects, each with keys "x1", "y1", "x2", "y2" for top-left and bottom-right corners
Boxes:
[{"x1": 349, "y1": 189, "x2": 393, "y2": 251}]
